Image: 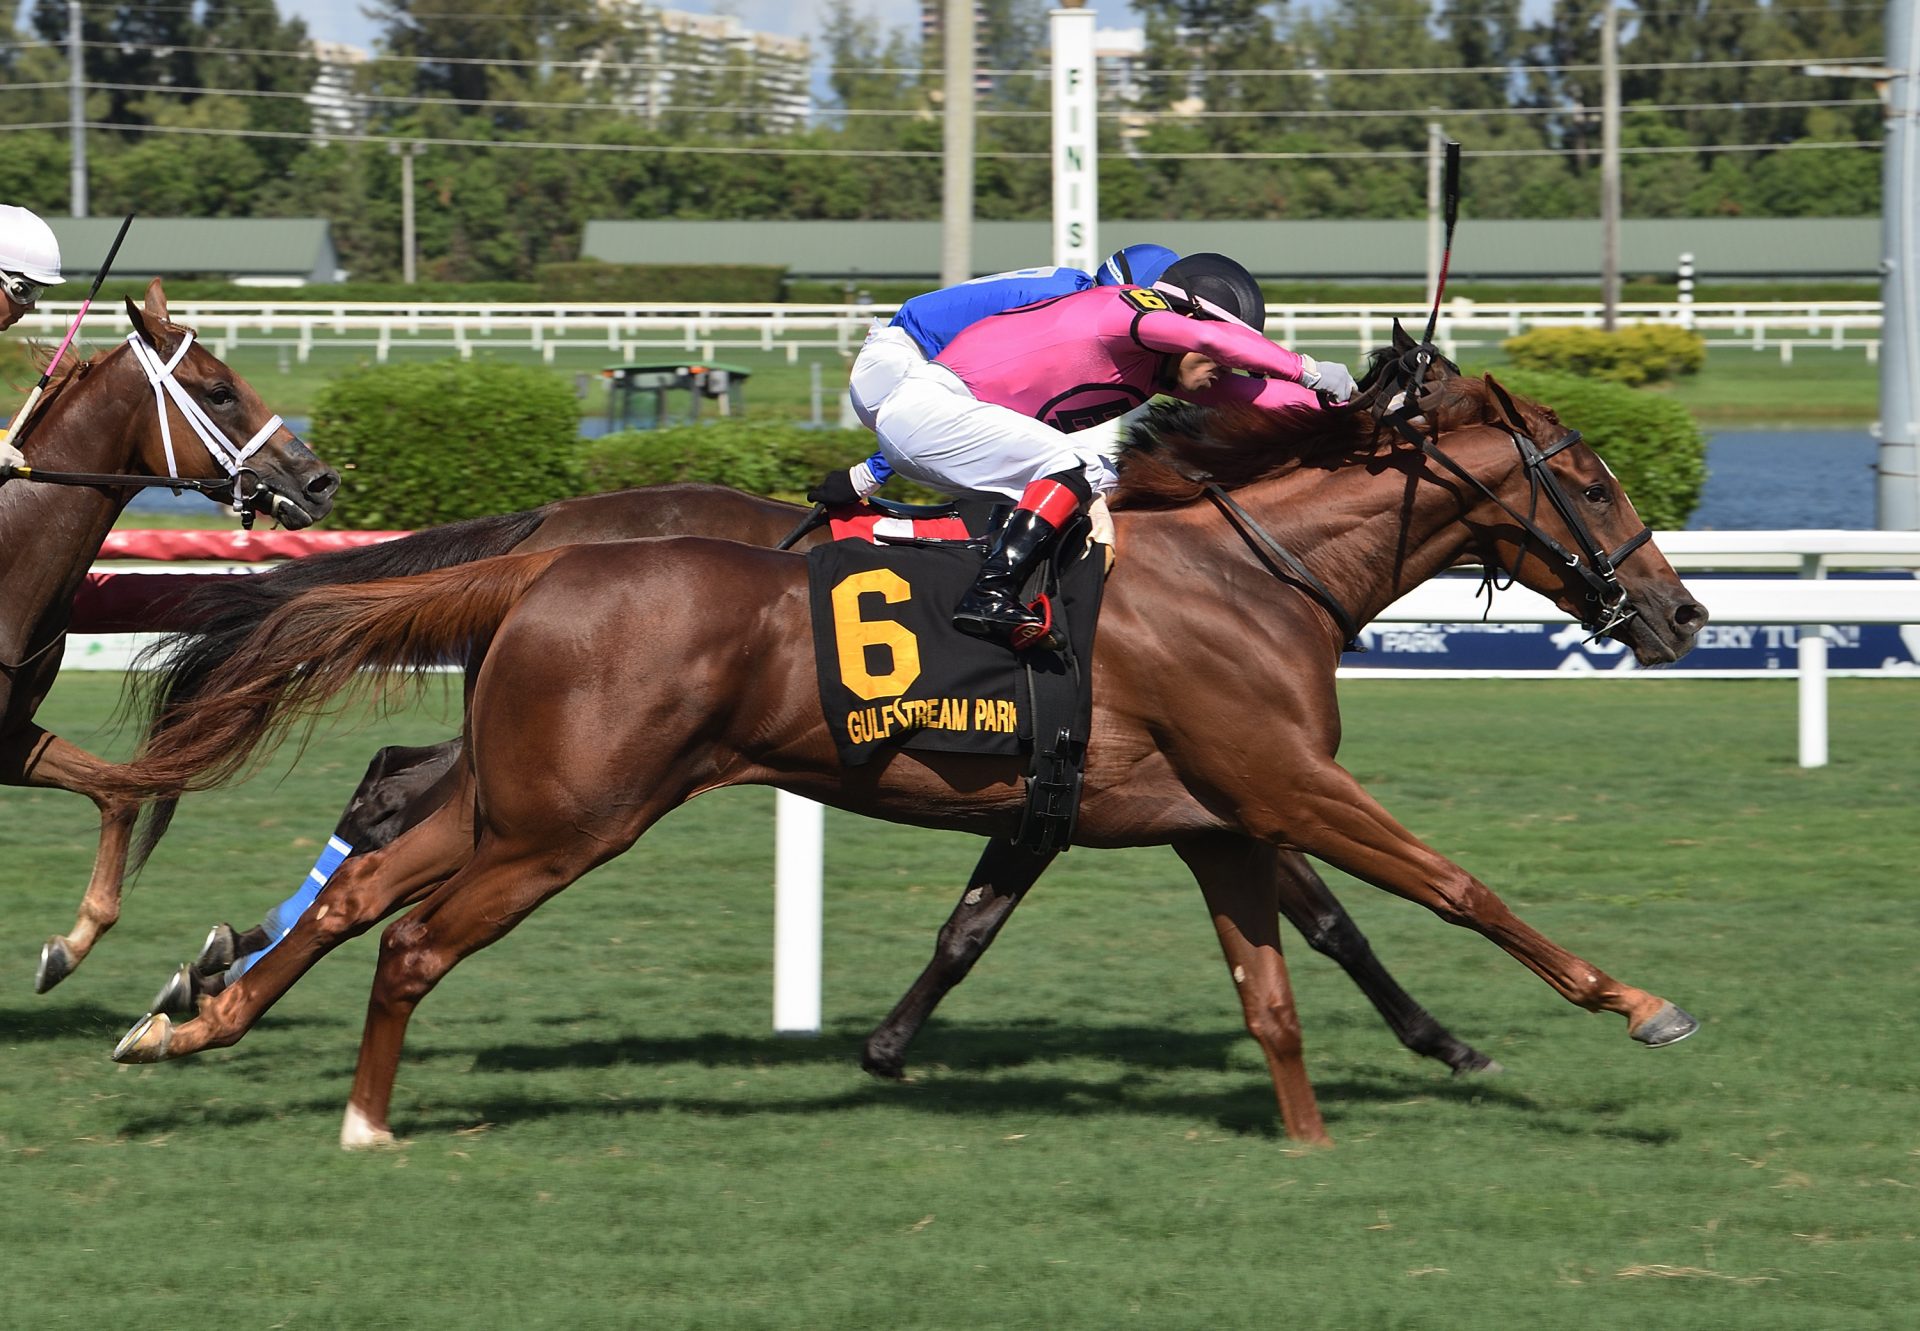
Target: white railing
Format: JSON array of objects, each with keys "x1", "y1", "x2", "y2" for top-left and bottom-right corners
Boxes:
[{"x1": 19, "y1": 297, "x2": 1890, "y2": 365}]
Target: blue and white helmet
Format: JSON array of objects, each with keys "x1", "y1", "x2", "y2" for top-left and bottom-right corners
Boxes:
[{"x1": 1096, "y1": 243, "x2": 1180, "y2": 289}]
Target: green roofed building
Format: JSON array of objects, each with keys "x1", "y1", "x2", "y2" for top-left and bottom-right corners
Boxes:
[
  {"x1": 41, "y1": 217, "x2": 340, "y2": 286},
  {"x1": 581, "y1": 217, "x2": 1878, "y2": 284}
]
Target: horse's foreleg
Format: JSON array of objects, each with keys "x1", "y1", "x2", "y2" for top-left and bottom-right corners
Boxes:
[
  {"x1": 1266, "y1": 765, "x2": 1694, "y2": 1044},
  {"x1": 0, "y1": 725, "x2": 142, "y2": 993},
  {"x1": 1268, "y1": 849, "x2": 1498, "y2": 1075},
  {"x1": 112, "y1": 792, "x2": 478, "y2": 1066},
  {"x1": 861, "y1": 836, "x2": 1056, "y2": 1080},
  {"x1": 1174, "y1": 836, "x2": 1329, "y2": 1146}
]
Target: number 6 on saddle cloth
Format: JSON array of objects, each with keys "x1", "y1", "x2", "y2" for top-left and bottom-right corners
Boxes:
[{"x1": 804, "y1": 501, "x2": 1107, "y2": 854}]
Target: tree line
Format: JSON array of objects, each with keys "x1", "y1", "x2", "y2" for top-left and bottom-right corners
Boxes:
[{"x1": 0, "y1": 0, "x2": 1885, "y2": 283}]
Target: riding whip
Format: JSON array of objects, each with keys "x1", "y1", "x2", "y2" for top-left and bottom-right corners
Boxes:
[
  {"x1": 1418, "y1": 142, "x2": 1461, "y2": 350},
  {"x1": 3, "y1": 212, "x2": 137, "y2": 465}
]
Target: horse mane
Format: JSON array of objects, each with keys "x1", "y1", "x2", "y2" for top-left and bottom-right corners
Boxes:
[
  {"x1": 1109, "y1": 399, "x2": 1384, "y2": 510},
  {"x1": 1107, "y1": 363, "x2": 1541, "y2": 513}
]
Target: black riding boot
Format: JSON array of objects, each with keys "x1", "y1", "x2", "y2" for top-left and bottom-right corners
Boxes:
[{"x1": 952, "y1": 507, "x2": 1067, "y2": 650}]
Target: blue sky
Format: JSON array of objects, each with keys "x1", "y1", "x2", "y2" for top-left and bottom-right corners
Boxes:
[{"x1": 279, "y1": 2, "x2": 1147, "y2": 52}]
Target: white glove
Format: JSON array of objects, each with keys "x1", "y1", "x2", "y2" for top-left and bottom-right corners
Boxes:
[
  {"x1": 0, "y1": 435, "x2": 25, "y2": 474},
  {"x1": 1298, "y1": 356, "x2": 1358, "y2": 402}
]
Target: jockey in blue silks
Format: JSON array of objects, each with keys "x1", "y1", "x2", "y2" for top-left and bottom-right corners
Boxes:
[{"x1": 811, "y1": 244, "x2": 1182, "y2": 508}]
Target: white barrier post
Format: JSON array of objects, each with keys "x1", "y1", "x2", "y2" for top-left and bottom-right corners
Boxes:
[
  {"x1": 773, "y1": 791, "x2": 824, "y2": 1035},
  {"x1": 1798, "y1": 553, "x2": 1829, "y2": 768}
]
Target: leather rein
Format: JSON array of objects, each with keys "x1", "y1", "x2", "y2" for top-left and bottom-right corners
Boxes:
[{"x1": 1199, "y1": 346, "x2": 1654, "y2": 650}]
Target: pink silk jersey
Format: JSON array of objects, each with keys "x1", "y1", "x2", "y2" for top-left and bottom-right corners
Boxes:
[{"x1": 934, "y1": 285, "x2": 1325, "y2": 433}]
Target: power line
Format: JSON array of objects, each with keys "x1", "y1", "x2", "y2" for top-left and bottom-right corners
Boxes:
[
  {"x1": 0, "y1": 118, "x2": 1880, "y2": 165},
  {"x1": 0, "y1": 37, "x2": 1886, "y2": 82},
  {"x1": 0, "y1": 77, "x2": 1873, "y2": 128}
]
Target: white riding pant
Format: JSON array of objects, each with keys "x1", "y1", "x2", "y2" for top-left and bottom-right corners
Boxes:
[
  {"x1": 847, "y1": 324, "x2": 926, "y2": 431},
  {"x1": 872, "y1": 360, "x2": 1120, "y2": 503}
]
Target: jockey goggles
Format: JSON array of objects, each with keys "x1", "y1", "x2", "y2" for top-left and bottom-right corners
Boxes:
[{"x1": 1, "y1": 270, "x2": 48, "y2": 307}]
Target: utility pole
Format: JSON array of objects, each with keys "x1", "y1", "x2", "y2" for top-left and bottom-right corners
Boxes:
[
  {"x1": 1880, "y1": 0, "x2": 1920, "y2": 528},
  {"x1": 1600, "y1": 0, "x2": 1621, "y2": 331},
  {"x1": 390, "y1": 142, "x2": 421, "y2": 284},
  {"x1": 1427, "y1": 119, "x2": 1444, "y2": 304},
  {"x1": 68, "y1": 0, "x2": 87, "y2": 217},
  {"x1": 940, "y1": 0, "x2": 975, "y2": 286},
  {"x1": 1808, "y1": 9, "x2": 1920, "y2": 527}
]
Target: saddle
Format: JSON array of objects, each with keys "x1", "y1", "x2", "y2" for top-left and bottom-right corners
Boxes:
[{"x1": 804, "y1": 499, "x2": 1105, "y2": 854}]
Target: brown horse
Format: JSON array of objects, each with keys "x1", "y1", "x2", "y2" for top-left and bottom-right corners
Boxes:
[
  {"x1": 103, "y1": 374, "x2": 1706, "y2": 1148},
  {"x1": 127, "y1": 483, "x2": 1493, "y2": 1082},
  {"x1": 3, "y1": 279, "x2": 338, "y2": 989}
]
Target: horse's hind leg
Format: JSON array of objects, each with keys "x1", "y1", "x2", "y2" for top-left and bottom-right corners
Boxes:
[
  {"x1": 0, "y1": 726, "x2": 142, "y2": 993},
  {"x1": 862, "y1": 837, "x2": 1056, "y2": 1079},
  {"x1": 1175, "y1": 835, "x2": 1328, "y2": 1146},
  {"x1": 1268, "y1": 849, "x2": 1498, "y2": 1075},
  {"x1": 112, "y1": 790, "x2": 479, "y2": 1064}
]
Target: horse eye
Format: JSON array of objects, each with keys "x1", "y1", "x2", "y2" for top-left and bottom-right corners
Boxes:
[
  {"x1": 1583, "y1": 483, "x2": 1608, "y2": 503},
  {"x1": 208, "y1": 384, "x2": 236, "y2": 406}
]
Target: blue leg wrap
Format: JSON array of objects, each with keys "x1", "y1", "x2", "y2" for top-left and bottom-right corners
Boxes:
[{"x1": 228, "y1": 835, "x2": 354, "y2": 980}]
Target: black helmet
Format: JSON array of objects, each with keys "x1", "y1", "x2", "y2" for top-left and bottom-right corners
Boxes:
[{"x1": 1155, "y1": 252, "x2": 1265, "y2": 330}]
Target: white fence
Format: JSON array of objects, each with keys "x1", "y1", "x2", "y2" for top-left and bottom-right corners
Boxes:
[{"x1": 19, "y1": 297, "x2": 1889, "y2": 366}]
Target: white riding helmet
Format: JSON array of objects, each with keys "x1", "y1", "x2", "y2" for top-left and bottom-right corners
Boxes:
[{"x1": 0, "y1": 205, "x2": 65, "y2": 285}]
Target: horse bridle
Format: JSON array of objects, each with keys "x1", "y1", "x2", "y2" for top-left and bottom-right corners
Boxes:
[
  {"x1": 7, "y1": 330, "x2": 298, "y2": 528},
  {"x1": 1386, "y1": 371, "x2": 1653, "y2": 638}
]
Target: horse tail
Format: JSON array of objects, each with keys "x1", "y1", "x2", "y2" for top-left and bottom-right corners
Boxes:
[
  {"x1": 102, "y1": 545, "x2": 573, "y2": 804},
  {"x1": 125, "y1": 506, "x2": 550, "y2": 871}
]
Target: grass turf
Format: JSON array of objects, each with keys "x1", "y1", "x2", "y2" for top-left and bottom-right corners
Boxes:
[{"x1": 2, "y1": 674, "x2": 1915, "y2": 1328}]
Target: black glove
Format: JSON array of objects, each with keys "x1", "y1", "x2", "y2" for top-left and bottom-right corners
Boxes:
[{"x1": 807, "y1": 468, "x2": 862, "y2": 508}]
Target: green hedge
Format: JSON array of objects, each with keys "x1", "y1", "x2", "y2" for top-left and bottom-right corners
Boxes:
[
  {"x1": 1502, "y1": 324, "x2": 1707, "y2": 385},
  {"x1": 311, "y1": 358, "x2": 583, "y2": 529},
  {"x1": 578, "y1": 420, "x2": 882, "y2": 501},
  {"x1": 1494, "y1": 368, "x2": 1706, "y2": 530}
]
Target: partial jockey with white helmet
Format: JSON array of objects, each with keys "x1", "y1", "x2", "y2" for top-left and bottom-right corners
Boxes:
[
  {"x1": 812, "y1": 244, "x2": 1184, "y2": 507},
  {"x1": 0, "y1": 203, "x2": 65, "y2": 476}
]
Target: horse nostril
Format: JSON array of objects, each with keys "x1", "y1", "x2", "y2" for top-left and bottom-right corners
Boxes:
[
  {"x1": 1672, "y1": 600, "x2": 1708, "y2": 632},
  {"x1": 308, "y1": 471, "x2": 340, "y2": 499}
]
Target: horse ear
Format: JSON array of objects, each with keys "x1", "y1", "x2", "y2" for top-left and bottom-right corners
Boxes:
[
  {"x1": 1391, "y1": 320, "x2": 1414, "y2": 352},
  {"x1": 125, "y1": 278, "x2": 184, "y2": 357}
]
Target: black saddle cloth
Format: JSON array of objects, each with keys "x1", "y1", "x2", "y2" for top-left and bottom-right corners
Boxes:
[{"x1": 805, "y1": 524, "x2": 1104, "y2": 768}]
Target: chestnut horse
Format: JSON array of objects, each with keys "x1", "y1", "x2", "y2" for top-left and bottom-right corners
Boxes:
[
  {"x1": 127, "y1": 485, "x2": 1493, "y2": 1081},
  {"x1": 3, "y1": 279, "x2": 338, "y2": 989},
  {"x1": 104, "y1": 375, "x2": 1706, "y2": 1148}
]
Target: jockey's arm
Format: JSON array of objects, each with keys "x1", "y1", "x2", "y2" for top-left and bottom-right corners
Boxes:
[{"x1": 1132, "y1": 310, "x2": 1325, "y2": 411}]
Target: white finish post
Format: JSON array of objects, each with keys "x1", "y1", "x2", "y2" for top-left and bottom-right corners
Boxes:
[
  {"x1": 68, "y1": 0, "x2": 87, "y2": 217},
  {"x1": 772, "y1": 791, "x2": 824, "y2": 1035},
  {"x1": 1797, "y1": 553, "x2": 1830, "y2": 768},
  {"x1": 1881, "y1": 0, "x2": 1920, "y2": 528},
  {"x1": 1051, "y1": 3, "x2": 1098, "y2": 272}
]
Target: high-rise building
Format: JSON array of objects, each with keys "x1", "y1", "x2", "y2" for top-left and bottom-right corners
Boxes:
[
  {"x1": 305, "y1": 40, "x2": 369, "y2": 140},
  {"x1": 596, "y1": 3, "x2": 813, "y2": 133}
]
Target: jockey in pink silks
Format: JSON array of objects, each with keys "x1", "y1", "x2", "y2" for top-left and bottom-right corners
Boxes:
[{"x1": 870, "y1": 252, "x2": 1358, "y2": 650}]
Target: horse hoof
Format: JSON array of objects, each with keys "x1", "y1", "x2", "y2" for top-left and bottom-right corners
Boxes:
[
  {"x1": 112, "y1": 1012, "x2": 174, "y2": 1064},
  {"x1": 192, "y1": 923, "x2": 238, "y2": 974},
  {"x1": 860, "y1": 1047, "x2": 907, "y2": 1081},
  {"x1": 1452, "y1": 1055, "x2": 1506, "y2": 1077},
  {"x1": 1630, "y1": 1001, "x2": 1699, "y2": 1047},
  {"x1": 340, "y1": 1104, "x2": 396, "y2": 1150},
  {"x1": 150, "y1": 965, "x2": 198, "y2": 1019},
  {"x1": 35, "y1": 937, "x2": 77, "y2": 993}
]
